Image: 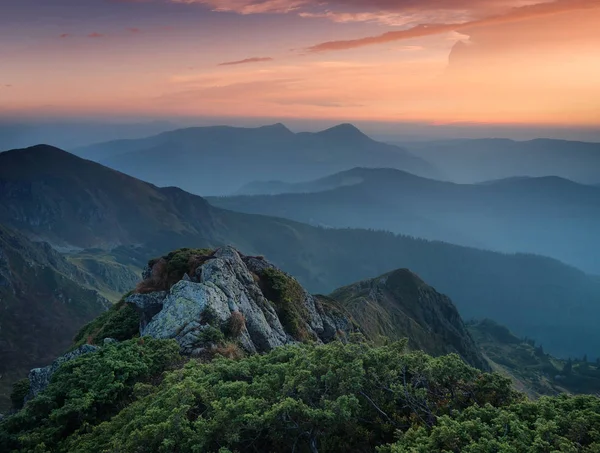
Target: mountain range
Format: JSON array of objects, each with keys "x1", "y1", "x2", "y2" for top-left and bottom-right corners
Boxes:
[
  {"x1": 73, "y1": 123, "x2": 439, "y2": 196},
  {"x1": 399, "y1": 138, "x2": 600, "y2": 185},
  {"x1": 1, "y1": 145, "x2": 600, "y2": 364},
  {"x1": 212, "y1": 167, "x2": 600, "y2": 274}
]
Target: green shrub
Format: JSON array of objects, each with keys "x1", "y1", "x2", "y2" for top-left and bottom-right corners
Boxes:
[
  {"x1": 197, "y1": 325, "x2": 225, "y2": 344},
  {"x1": 260, "y1": 268, "x2": 310, "y2": 340},
  {"x1": 72, "y1": 298, "x2": 140, "y2": 347},
  {"x1": 9, "y1": 379, "x2": 30, "y2": 411},
  {"x1": 0, "y1": 338, "x2": 181, "y2": 452}
]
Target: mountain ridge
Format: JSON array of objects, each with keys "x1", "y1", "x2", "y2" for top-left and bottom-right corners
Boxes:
[
  {"x1": 72, "y1": 123, "x2": 439, "y2": 195},
  {"x1": 1, "y1": 145, "x2": 600, "y2": 361}
]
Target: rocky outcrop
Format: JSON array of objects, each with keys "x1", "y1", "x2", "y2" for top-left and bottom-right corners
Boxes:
[
  {"x1": 132, "y1": 247, "x2": 355, "y2": 354},
  {"x1": 26, "y1": 344, "x2": 99, "y2": 402},
  {"x1": 330, "y1": 269, "x2": 490, "y2": 371}
]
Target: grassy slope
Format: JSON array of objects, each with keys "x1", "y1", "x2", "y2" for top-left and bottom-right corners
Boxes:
[{"x1": 0, "y1": 225, "x2": 109, "y2": 412}]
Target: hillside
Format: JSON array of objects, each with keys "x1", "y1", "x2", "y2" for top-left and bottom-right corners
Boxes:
[
  {"x1": 0, "y1": 224, "x2": 109, "y2": 411},
  {"x1": 400, "y1": 138, "x2": 600, "y2": 185},
  {"x1": 2, "y1": 247, "x2": 599, "y2": 452},
  {"x1": 211, "y1": 167, "x2": 600, "y2": 274},
  {"x1": 468, "y1": 319, "x2": 600, "y2": 398},
  {"x1": 328, "y1": 269, "x2": 488, "y2": 370},
  {"x1": 1, "y1": 146, "x2": 600, "y2": 361},
  {"x1": 73, "y1": 123, "x2": 439, "y2": 195}
]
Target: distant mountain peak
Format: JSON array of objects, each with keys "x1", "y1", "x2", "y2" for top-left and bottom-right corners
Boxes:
[
  {"x1": 318, "y1": 123, "x2": 371, "y2": 141},
  {"x1": 256, "y1": 123, "x2": 295, "y2": 137}
]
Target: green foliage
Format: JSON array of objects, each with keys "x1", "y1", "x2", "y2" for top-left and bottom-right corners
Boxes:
[
  {"x1": 468, "y1": 319, "x2": 600, "y2": 397},
  {"x1": 2, "y1": 340, "x2": 599, "y2": 453},
  {"x1": 12, "y1": 341, "x2": 517, "y2": 453},
  {"x1": 158, "y1": 248, "x2": 213, "y2": 288},
  {"x1": 260, "y1": 267, "x2": 310, "y2": 340},
  {"x1": 197, "y1": 325, "x2": 225, "y2": 344},
  {"x1": 380, "y1": 395, "x2": 600, "y2": 453},
  {"x1": 9, "y1": 379, "x2": 30, "y2": 410},
  {"x1": 72, "y1": 298, "x2": 140, "y2": 347},
  {"x1": 0, "y1": 338, "x2": 181, "y2": 453}
]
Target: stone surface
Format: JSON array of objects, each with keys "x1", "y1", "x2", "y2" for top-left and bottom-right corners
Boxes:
[
  {"x1": 103, "y1": 338, "x2": 119, "y2": 345},
  {"x1": 126, "y1": 291, "x2": 168, "y2": 329},
  {"x1": 26, "y1": 344, "x2": 99, "y2": 402},
  {"x1": 141, "y1": 246, "x2": 356, "y2": 354}
]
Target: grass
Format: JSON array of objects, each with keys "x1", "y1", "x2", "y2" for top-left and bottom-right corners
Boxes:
[{"x1": 259, "y1": 267, "x2": 311, "y2": 341}]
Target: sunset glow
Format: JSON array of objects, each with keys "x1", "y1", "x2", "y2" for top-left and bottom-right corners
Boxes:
[{"x1": 1, "y1": 0, "x2": 599, "y2": 125}]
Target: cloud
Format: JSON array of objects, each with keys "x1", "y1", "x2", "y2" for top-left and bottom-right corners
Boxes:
[
  {"x1": 88, "y1": 32, "x2": 105, "y2": 38},
  {"x1": 128, "y1": 27, "x2": 142, "y2": 33},
  {"x1": 173, "y1": 0, "x2": 307, "y2": 14},
  {"x1": 59, "y1": 33, "x2": 71, "y2": 38},
  {"x1": 307, "y1": 0, "x2": 600, "y2": 52},
  {"x1": 218, "y1": 57, "x2": 274, "y2": 66}
]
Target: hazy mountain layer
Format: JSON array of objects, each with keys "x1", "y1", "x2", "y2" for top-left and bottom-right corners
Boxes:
[
  {"x1": 213, "y1": 167, "x2": 600, "y2": 274},
  {"x1": 74, "y1": 123, "x2": 439, "y2": 196},
  {"x1": 400, "y1": 138, "x2": 600, "y2": 185},
  {"x1": 1, "y1": 146, "x2": 600, "y2": 360}
]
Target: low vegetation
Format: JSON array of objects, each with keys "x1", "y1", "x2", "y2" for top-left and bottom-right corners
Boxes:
[
  {"x1": 259, "y1": 267, "x2": 311, "y2": 340},
  {"x1": 469, "y1": 319, "x2": 600, "y2": 397},
  {"x1": 136, "y1": 248, "x2": 214, "y2": 293},
  {"x1": 2, "y1": 337, "x2": 598, "y2": 453},
  {"x1": 72, "y1": 298, "x2": 140, "y2": 348}
]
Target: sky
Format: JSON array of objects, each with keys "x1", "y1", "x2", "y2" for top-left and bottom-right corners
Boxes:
[{"x1": 1, "y1": 0, "x2": 599, "y2": 130}]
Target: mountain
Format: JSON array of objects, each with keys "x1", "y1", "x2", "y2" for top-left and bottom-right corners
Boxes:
[
  {"x1": 328, "y1": 269, "x2": 488, "y2": 370},
  {"x1": 211, "y1": 167, "x2": 600, "y2": 274},
  {"x1": 2, "y1": 146, "x2": 600, "y2": 361},
  {"x1": 468, "y1": 319, "x2": 600, "y2": 398},
  {"x1": 73, "y1": 123, "x2": 439, "y2": 196},
  {"x1": 0, "y1": 224, "x2": 109, "y2": 411},
  {"x1": 1, "y1": 270, "x2": 598, "y2": 452},
  {"x1": 399, "y1": 138, "x2": 600, "y2": 185}
]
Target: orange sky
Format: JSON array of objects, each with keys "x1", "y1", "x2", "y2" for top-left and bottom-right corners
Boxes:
[{"x1": 1, "y1": 0, "x2": 599, "y2": 126}]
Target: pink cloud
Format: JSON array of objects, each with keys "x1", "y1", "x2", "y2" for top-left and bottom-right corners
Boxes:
[
  {"x1": 88, "y1": 32, "x2": 105, "y2": 38},
  {"x1": 59, "y1": 33, "x2": 71, "y2": 38},
  {"x1": 307, "y1": 0, "x2": 600, "y2": 52},
  {"x1": 218, "y1": 57, "x2": 274, "y2": 66}
]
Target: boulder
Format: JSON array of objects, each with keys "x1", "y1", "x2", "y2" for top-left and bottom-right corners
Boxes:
[
  {"x1": 140, "y1": 246, "x2": 355, "y2": 354},
  {"x1": 126, "y1": 291, "x2": 167, "y2": 329}
]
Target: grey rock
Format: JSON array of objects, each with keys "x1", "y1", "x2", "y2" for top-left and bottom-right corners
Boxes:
[
  {"x1": 141, "y1": 264, "x2": 153, "y2": 280},
  {"x1": 126, "y1": 291, "x2": 167, "y2": 329},
  {"x1": 140, "y1": 246, "x2": 356, "y2": 354},
  {"x1": 242, "y1": 255, "x2": 277, "y2": 275},
  {"x1": 103, "y1": 337, "x2": 119, "y2": 345},
  {"x1": 26, "y1": 344, "x2": 99, "y2": 402},
  {"x1": 126, "y1": 291, "x2": 167, "y2": 311}
]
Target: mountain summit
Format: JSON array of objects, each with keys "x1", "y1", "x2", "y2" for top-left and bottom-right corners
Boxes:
[{"x1": 73, "y1": 123, "x2": 439, "y2": 195}]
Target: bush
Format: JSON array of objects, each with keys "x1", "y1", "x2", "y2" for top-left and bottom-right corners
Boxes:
[
  {"x1": 3, "y1": 340, "x2": 598, "y2": 453},
  {"x1": 72, "y1": 298, "x2": 140, "y2": 347},
  {"x1": 0, "y1": 338, "x2": 181, "y2": 452},
  {"x1": 136, "y1": 249, "x2": 215, "y2": 293},
  {"x1": 260, "y1": 268, "x2": 311, "y2": 340},
  {"x1": 226, "y1": 311, "x2": 246, "y2": 338},
  {"x1": 9, "y1": 379, "x2": 30, "y2": 411},
  {"x1": 38, "y1": 341, "x2": 520, "y2": 453}
]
